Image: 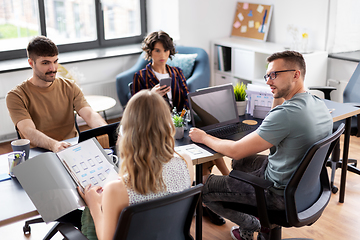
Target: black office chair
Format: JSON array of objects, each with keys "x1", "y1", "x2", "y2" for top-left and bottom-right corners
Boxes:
[
  {"x1": 43, "y1": 184, "x2": 203, "y2": 240},
  {"x1": 309, "y1": 62, "x2": 360, "y2": 193},
  {"x1": 78, "y1": 121, "x2": 120, "y2": 151},
  {"x1": 223, "y1": 123, "x2": 344, "y2": 240}
]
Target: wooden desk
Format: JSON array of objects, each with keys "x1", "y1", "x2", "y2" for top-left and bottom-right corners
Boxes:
[{"x1": 324, "y1": 99, "x2": 360, "y2": 203}]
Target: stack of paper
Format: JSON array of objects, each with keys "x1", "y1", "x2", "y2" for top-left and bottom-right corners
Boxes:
[{"x1": 246, "y1": 84, "x2": 273, "y2": 117}]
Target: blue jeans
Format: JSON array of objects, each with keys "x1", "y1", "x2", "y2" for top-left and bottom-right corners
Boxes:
[{"x1": 202, "y1": 154, "x2": 285, "y2": 232}]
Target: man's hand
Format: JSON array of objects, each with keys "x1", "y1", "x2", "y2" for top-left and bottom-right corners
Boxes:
[
  {"x1": 189, "y1": 127, "x2": 207, "y2": 144},
  {"x1": 51, "y1": 141, "x2": 71, "y2": 153},
  {"x1": 151, "y1": 84, "x2": 171, "y2": 97}
]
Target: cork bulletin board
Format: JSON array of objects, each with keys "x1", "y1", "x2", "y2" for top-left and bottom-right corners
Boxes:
[{"x1": 231, "y1": 2, "x2": 273, "y2": 41}]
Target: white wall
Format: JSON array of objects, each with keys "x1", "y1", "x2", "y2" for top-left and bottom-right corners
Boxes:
[{"x1": 177, "y1": 0, "x2": 329, "y2": 53}]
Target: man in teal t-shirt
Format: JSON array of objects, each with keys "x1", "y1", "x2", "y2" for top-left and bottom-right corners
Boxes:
[{"x1": 189, "y1": 50, "x2": 333, "y2": 240}]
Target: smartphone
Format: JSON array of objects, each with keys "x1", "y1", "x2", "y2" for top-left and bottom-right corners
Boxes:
[{"x1": 160, "y1": 78, "x2": 171, "y2": 87}]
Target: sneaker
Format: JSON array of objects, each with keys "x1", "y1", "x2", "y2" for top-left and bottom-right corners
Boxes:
[{"x1": 230, "y1": 226, "x2": 243, "y2": 240}]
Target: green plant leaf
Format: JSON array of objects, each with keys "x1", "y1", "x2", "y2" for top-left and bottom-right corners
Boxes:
[{"x1": 234, "y1": 82, "x2": 247, "y2": 101}]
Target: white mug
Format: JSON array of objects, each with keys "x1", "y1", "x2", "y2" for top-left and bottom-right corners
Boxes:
[{"x1": 104, "y1": 149, "x2": 119, "y2": 166}]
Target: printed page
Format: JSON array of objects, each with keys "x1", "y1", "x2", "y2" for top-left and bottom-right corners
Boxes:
[
  {"x1": 56, "y1": 138, "x2": 119, "y2": 190},
  {"x1": 13, "y1": 152, "x2": 85, "y2": 223},
  {"x1": 175, "y1": 143, "x2": 212, "y2": 160}
]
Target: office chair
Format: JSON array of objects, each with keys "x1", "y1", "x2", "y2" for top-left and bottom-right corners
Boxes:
[
  {"x1": 309, "y1": 62, "x2": 360, "y2": 193},
  {"x1": 78, "y1": 121, "x2": 119, "y2": 151},
  {"x1": 42, "y1": 184, "x2": 203, "y2": 240},
  {"x1": 223, "y1": 123, "x2": 344, "y2": 240},
  {"x1": 116, "y1": 46, "x2": 210, "y2": 108}
]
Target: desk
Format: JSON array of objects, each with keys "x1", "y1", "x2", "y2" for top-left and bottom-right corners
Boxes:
[
  {"x1": 0, "y1": 138, "x2": 78, "y2": 227},
  {"x1": 324, "y1": 99, "x2": 360, "y2": 203},
  {"x1": 0, "y1": 120, "x2": 260, "y2": 239},
  {"x1": 177, "y1": 115, "x2": 261, "y2": 240},
  {"x1": 85, "y1": 95, "x2": 116, "y2": 122}
]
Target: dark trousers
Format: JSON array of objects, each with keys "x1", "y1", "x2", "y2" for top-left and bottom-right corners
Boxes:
[
  {"x1": 56, "y1": 209, "x2": 83, "y2": 230},
  {"x1": 202, "y1": 154, "x2": 285, "y2": 232}
]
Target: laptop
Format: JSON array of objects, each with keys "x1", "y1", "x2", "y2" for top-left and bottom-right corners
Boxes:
[{"x1": 188, "y1": 84, "x2": 255, "y2": 141}]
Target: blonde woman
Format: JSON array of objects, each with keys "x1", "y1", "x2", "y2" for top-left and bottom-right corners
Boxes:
[{"x1": 78, "y1": 90, "x2": 194, "y2": 240}]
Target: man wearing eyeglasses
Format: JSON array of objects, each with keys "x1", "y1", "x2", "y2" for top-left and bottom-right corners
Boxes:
[{"x1": 189, "y1": 51, "x2": 333, "y2": 240}]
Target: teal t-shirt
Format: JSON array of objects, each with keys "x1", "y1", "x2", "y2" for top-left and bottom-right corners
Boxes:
[{"x1": 256, "y1": 92, "x2": 333, "y2": 190}]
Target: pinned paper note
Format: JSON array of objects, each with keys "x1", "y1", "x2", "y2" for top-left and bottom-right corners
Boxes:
[
  {"x1": 233, "y1": 21, "x2": 241, "y2": 29},
  {"x1": 238, "y1": 12, "x2": 244, "y2": 21},
  {"x1": 248, "y1": 20, "x2": 254, "y2": 28},
  {"x1": 231, "y1": 2, "x2": 273, "y2": 41},
  {"x1": 257, "y1": 5, "x2": 264, "y2": 13}
]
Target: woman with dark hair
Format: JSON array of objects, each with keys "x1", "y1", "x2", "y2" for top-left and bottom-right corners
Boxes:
[
  {"x1": 133, "y1": 31, "x2": 230, "y2": 226},
  {"x1": 132, "y1": 30, "x2": 189, "y2": 112}
]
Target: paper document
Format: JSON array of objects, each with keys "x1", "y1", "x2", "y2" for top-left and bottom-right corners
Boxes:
[
  {"x1": 175, "y1": 144, "x2": 212, "y2": 160},
  {"x1": 57, "y1": 139, "x2": 118, "y2": 190}
]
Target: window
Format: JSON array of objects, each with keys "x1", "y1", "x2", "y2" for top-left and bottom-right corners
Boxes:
[{"x1": 0, "y1": 0, "x2": 146, "y2": 61}]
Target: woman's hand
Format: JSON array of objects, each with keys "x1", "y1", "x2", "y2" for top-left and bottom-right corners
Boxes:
[
  {"x1": 151, "y1": 84, "x2": 171, "y2": 97},
  {"x1": 77, "y1": 184, "x2": 103, "y2": 209}
]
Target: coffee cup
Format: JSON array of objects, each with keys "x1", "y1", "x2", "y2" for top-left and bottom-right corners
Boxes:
[
  {"x1": 11, "y1": 139, "x2": 30, "y2": 160},
  {"x1": 104, "y1": 149, "x2": 119, "y2": 166},
  {"x1": 8, "y1": 151, "x2": 26, "y2": 177}
]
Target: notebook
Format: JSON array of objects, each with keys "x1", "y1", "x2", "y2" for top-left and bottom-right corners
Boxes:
[{"x1": 188, "y1": 84, "x2": 255, "y2": 141}]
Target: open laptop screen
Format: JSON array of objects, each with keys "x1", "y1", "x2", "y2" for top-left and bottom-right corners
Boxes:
[{"x1": 188, "y1": 84, "x2": 239, "y2": 131}]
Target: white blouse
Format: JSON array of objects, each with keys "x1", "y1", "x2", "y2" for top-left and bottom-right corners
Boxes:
[{"x1": 124, "y1": 156, "x2": 191, "y2": 205}]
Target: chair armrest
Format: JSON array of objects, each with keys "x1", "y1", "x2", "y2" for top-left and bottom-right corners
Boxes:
[
  {"x1": 57, "y1": 223, "x2": 88, "y2": 240},
  {"x1": 308, "y1": 86, "x2": 337, "y2": 100},
  {"x1": 229, "y1": 170, "x2": 274, "y2": 190},
  {"x1": 229, "y1": 170, "x2": 274, "y2": 228}
]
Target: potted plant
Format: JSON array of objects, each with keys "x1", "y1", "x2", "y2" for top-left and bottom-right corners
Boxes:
[
  {"x1": 172, "y1": 114, "x2": 185, "y2": 139},
  {"x1": 234, "y1": 82, "x2": 247, "y2": 116}
]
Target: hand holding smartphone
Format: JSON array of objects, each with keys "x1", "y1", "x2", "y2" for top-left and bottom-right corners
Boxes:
[{"x1": 160, "y1": 78, "x2": 171, "y2": 88}]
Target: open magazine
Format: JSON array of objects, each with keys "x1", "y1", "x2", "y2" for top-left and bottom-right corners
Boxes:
[{"x1": 13, "y1": 138, "x2": 119, "y2": 223}]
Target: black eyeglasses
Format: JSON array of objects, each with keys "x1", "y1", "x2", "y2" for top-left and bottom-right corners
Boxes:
[{"x1": 264, "y1": 70, "x2": 296, "y2": 82}]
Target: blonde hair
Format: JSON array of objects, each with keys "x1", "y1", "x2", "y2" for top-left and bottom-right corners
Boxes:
[{"x1": 118, "y1": 90, "x2": 175, "y2": 194}]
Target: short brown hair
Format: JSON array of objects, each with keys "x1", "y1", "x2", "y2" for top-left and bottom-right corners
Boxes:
[
  {"x1": 27, "y1": 36, "x2": 58, "y2": 60},
  {"x1": 267, "y1": 51, "x2": 306, "y2": 77},
  {"x1": 141, "y1": 30, "x2": 176, "y2": 61}
]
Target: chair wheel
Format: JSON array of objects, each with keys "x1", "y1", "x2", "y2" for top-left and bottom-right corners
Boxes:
[
  {"x1": 332, "y1": 186, "x2": 338, "y2": 194},
  {"x1": 23, "y1": 225, "x2": 31, "y2": 234}
]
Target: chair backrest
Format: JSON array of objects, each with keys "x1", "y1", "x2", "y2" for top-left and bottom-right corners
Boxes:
[
  {"x1": 343, "y1": 61, "x2": 360, "y2": 103},
  {"x1": 113, "y1": 184, "x2": 203, "y2": 240},
  {"x1": 78, "y1": 121, "x2": 119, "y2": 149},
  {"x1": 285, "y1": 123, "x2": 345, "y2": 227}
]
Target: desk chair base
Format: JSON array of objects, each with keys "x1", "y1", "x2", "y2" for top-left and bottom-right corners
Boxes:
[
  {"x1": 326, "y1": 158, "x2": 359, "y2": 193},
  {"x1": 327, "y1": 140, "x2": 359, "y2": 194},
  {"x1": 23, "y1": 217, "x2": 44, "y2": 234}
]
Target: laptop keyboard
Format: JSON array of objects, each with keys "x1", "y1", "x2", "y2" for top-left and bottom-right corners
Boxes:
[{"x1": 206, "y1": 122, "x2": 253, "y2": 138}]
